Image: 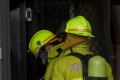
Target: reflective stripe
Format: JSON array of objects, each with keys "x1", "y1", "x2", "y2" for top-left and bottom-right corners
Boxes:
[
  {"x1": 43, "y1": 35, "x2": 56, "y2": 43},
  {"x1": 69, "y1": 64, "x2": 81, "y2": 71},
  {"x1": 72, "y1": 78, "x2": 83, "y2": 80},
  {"x1": 67, "y1": 29, "x2": 91, "y2": 33}
]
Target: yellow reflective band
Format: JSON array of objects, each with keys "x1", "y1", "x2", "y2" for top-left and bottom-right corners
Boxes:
[
  {"x1": 67, "y1": 29, "x2": 91, "y2": 33},
  {"x1": 72, "y1": 78, "x2": 83, "y2": 80},
  {"x1": 43, "y1": 34, "x2": 55, "y2": 43}
]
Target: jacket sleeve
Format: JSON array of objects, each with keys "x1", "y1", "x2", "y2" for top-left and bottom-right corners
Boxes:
[
  {"x1": 51, "y1": 60, "x2": 65, "y2": 80},
  {"x1": 44, "y1": 58, "x2": 59, "y2": 80}
]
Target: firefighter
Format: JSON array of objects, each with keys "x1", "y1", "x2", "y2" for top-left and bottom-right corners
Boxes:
[
  {"x1": 28, "y1": 30, "x2": 65, "y2": 80},
  {"x1": 51, "y1": 16, "x2": 113, "y2": 80},
  {"x1": 28, "y1": 30, "x2": 56, "y2": 56},
  {"x1": 44, "y1": 33, "x2": 66, "y2": 80}
]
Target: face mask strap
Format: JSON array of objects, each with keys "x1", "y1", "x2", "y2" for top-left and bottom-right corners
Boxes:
[{"x1": 38, "y1": 47, "x2": 48, "y2": 65}]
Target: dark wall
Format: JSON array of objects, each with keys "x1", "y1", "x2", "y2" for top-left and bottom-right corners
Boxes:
[
  {"x1": 26, "y1": 0, "x2": 71, "y2": 44},
  {"x1": 111, "y1": 0, "x2": 120, "y2": 5}
]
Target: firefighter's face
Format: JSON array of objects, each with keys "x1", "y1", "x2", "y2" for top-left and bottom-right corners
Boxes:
[
  {"x1": 45, "y1": 44, "x2": 54, "y2": 52},
  {"x1": 44, "y1": 37, "x2": 63, "y2": 53}
]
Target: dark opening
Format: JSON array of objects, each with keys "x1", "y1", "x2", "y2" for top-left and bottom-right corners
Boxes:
[{"x1": 9, "y1": 0, "x2": 113, "y2": 80}]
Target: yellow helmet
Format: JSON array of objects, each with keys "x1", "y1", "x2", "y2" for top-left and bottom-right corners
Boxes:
[
  {"x1": 28, "y1": 30, "x2": 56, "y2": 55},
  {"x1": 66, "y1": 16, "x2": 94, "y2": 37}
]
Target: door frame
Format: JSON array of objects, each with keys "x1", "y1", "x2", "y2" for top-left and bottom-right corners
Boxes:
[{"x1": 0, "y1": 0, "x2": 11, "y2": 80}]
